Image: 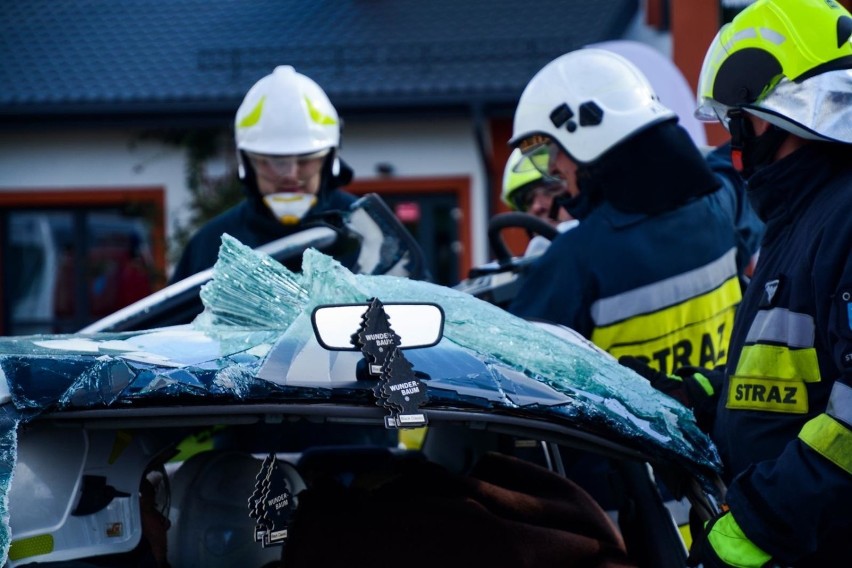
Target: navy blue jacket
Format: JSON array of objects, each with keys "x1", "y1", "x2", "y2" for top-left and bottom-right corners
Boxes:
[
  {"x1": 170, "y1": 158, "x2": 356, "y2": 284},
  {"x1": 509, "y1": 123, "x2": 760, "y2": 374},
  {"x1": 713, "y1": 143, "x2": 852, "y2": 566}
]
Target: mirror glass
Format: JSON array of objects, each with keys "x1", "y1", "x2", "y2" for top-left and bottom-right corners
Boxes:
[{"x1": 312, "y1": 303, "x2": 444, "y2": 350}]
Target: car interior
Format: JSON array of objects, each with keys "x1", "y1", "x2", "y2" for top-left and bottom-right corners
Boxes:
[{"x1": 9, "y1": 409, "x2": 696, "y2": 568}]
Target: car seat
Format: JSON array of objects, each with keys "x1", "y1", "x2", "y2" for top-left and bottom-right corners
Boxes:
[
  {"x1": 284, "y1": 451, "x2": 635, "y2": 568},
  {"x1": 168, "y1": 450, "x2": 306, "y2": 568}
]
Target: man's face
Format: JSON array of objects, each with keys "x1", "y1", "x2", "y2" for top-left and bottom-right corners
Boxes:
[
  {"x1": 547, "y1": 144, "x2": 581, "y2": 199},
  {"x1": 518, "y1": 136, "x2": 581, "y2": 199},
  {"x1": 246, "y1": 152, "x2": 327, "y2": 196},
  {"x1": 522, "y1": 183, "x2": 573, "y2": 227}
]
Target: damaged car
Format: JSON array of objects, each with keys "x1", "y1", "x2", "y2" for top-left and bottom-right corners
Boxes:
[{"x1": 0, "y1": 236, "x2": 724, "y2": 568}]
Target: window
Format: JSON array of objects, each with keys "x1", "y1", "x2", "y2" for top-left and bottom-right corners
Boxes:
[{"x1": 0, "y1": 189, "x2": 165, "y2": 335}]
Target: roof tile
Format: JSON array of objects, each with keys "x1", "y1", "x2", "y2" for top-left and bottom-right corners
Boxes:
[{"x1": 0, "y1": 0, "x2": 639, "y2": 114}]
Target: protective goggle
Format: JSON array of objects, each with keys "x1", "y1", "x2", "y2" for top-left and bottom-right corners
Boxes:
[
  {"x1": 514, "y1": 134, "x2": 560, "y2": 176},
  {"x1": 246, "y1": 149, "x2": 330, "y2": 176}
]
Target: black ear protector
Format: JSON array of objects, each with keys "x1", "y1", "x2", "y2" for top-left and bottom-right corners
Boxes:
[{"x1": 727, "y1": 108, "x2": 789, "y2": 178}]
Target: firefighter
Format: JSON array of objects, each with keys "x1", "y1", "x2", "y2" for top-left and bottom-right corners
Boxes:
[
  {"x1": 501, "y1": 148, "x2": 574, "y2": 229},
  {"x1": 500, "y1": 148, "x2": 577, "y2": 257},
  {"x1": 507, "y1": 48, "x2": 750, "y2": 375},
  {"x1": 670, "y1": 0, "x2": 852, "y2": 565},
  {"x1": 170, "y1": 65, "x2": 356, "y2": 283}
]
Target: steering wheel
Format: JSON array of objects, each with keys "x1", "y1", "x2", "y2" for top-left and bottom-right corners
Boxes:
[{"x1": 488, "y1": 212, "x2": 559, "y2": 265}]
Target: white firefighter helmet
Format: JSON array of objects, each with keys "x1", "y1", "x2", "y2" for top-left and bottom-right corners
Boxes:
[
  {"x1": 235, "y1": 65, "x2": 341, "y2": 178},
  {"x1": 587, "y1": 39, "x2": 708, "y2": 148},
  {"x1": 7, "y1": 426, "x2": 176, "y2": 566},
  {"x1": 510, "y1": 48, "x2": 676, "y2": 164}
]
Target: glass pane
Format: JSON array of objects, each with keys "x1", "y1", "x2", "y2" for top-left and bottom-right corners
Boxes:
[
  {"x1": 7, "y1": 211, "x2": 68, "y2": 335},
  {"x1": 85, "y1": 211, "x2": 155, "y2": 322},
  {"x1": 382, "y1": 194, "x2": 460, "y2": 286},
  {"x1": 5, "y1": 209, "x2": 156, "y2": 335}
]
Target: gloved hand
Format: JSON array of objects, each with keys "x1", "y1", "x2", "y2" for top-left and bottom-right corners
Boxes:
[
  {"x1": 688, "y1": 510, "x2": 777, "y2": 568},
  {"x1": 618, "y1": 356, "x2": 720, "y2": 431}
]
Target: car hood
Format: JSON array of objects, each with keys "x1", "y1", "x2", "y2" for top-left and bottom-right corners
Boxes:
[{"x1": 0, "y1": 235, "x2": 722, "y2": 558}]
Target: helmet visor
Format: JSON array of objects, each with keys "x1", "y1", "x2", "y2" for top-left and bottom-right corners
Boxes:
[
  {"x1": 246, "y1": 149, "x2": 330, "y2": 177},
  {"x1": 515, "y1": 134, "x2": 559, "y2": 177}
]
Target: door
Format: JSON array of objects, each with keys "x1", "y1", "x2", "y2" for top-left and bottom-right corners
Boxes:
[
  {"x1": 0, "y1": 190, "x2": 165, "y2": 335},
  {"x1": 348, "y1": 177, "x2": 471, "y2": 287}
]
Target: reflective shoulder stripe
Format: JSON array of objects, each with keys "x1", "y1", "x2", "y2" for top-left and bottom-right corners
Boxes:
[
  {"x1": 734, "y1": 344, "x2": 822, "y2": 383},
  {"x1": 827, "y1": 381, "x2": 852, "y2": 426},
  {"x1": 798, "y1": 413, "x2": 852, "y2": 475},
  {"x1": 593, "y1": 277, "x2": 740, "y2": 372},
  {"x1": 590, "y1": 248, "x2": 738, "y2": 326},
  {"x1": 745, "y1": 308, "x2": 815, "y2": 348},
  {"x1": 595, "y1": 276, "x2": 741, "y2": 346}
]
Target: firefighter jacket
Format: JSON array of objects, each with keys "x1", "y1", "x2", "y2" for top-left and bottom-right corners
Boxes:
[
  {"x1": 170, "y1": 160, "x2": 356, "y2": 284},
  {"x1": 508, "y1": 122, "x2": 757, "y2": 375},
  {"x1": 712, "y1": 143, "x2": 852, "y2": 566}
]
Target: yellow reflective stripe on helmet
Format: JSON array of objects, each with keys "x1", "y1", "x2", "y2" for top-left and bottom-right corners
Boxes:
[
  {"x1": 593, "y1": 281, "x2": 739, "y2": 373},
  {"x1": 707, "y1": 512, "x2": 772, "y2": 568},
  {"x1": 726, "y1": 377, "x2": 808, "y2": 413},
  {"x1": 8, "y1": 534, "x2": 54, "y2": 561},
  {"x1": 238, "y1": 95, "x2": 266, "y2": 128},
  {"x1": 734, "y1": 344, "x2": 821, "y2": 383},
  {"x1": 745, "y1": 308, "x2": 815, "y2": 348},
  {"x1": 304, "y1": 95, "x2": 338, "y2": 126},
  {"x1": 591, "y1": 248, "x2": 738, "y2": 326},
  {"x1": 798, "y1": 413, "x2": 852, "y2": 475}
]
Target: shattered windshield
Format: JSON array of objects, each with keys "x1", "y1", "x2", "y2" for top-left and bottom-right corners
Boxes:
[{"x1": 0, "y1": 235, "x2": 721, "y2": 562}]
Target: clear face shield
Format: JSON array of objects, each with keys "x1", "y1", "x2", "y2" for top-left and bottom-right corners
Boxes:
[{"x1": 514, "y1": 134, "x2": 561, "y2": 178}]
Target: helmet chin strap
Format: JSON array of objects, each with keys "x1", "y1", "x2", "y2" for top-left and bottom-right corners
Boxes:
[{"x1": 728, "y1": 109, "x2": 789, "y2": 178}]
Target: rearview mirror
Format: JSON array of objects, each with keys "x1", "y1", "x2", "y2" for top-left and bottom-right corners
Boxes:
[{"x1": 311, "y1": 303, "x2": 444, "y2": 350}]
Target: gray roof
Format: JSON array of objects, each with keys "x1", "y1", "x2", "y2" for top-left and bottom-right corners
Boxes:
[{"x1": 0, "y1": 0, "x2": 638, "y2": 121}]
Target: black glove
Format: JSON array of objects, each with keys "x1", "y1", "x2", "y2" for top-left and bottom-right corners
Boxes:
[
  {"x1": 618, "y1": 356, "x2": 720, "y2": 431},
  {"x1": 687, "y1": 510, "x2": 778, "y2": 568}
]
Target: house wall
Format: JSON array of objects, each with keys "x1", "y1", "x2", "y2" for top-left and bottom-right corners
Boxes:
[
  {"x1": 341, "y1": 116, "x2": 489, "y2": 266},
  {"x1": 0, "y1": 128, "x2": 191, "y2": 227},
  {"x1": 0, "y1": 117, "x2": 489, "y2": 277}
]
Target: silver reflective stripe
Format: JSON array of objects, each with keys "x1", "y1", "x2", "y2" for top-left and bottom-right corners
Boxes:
[
  {"x1": 590, "y1": 248, "x2": 737, "y2": 327},
  {"x1": 827, "y1": 382, "x2": 852, "y2": 426},
  {"x1": 744, "y1": 308, "x2": 815, "y2": 348}
]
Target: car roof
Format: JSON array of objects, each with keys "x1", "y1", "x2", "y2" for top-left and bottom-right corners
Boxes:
[{"x1": 0, "y1": 234, "x2": 724, "y2": 485}]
